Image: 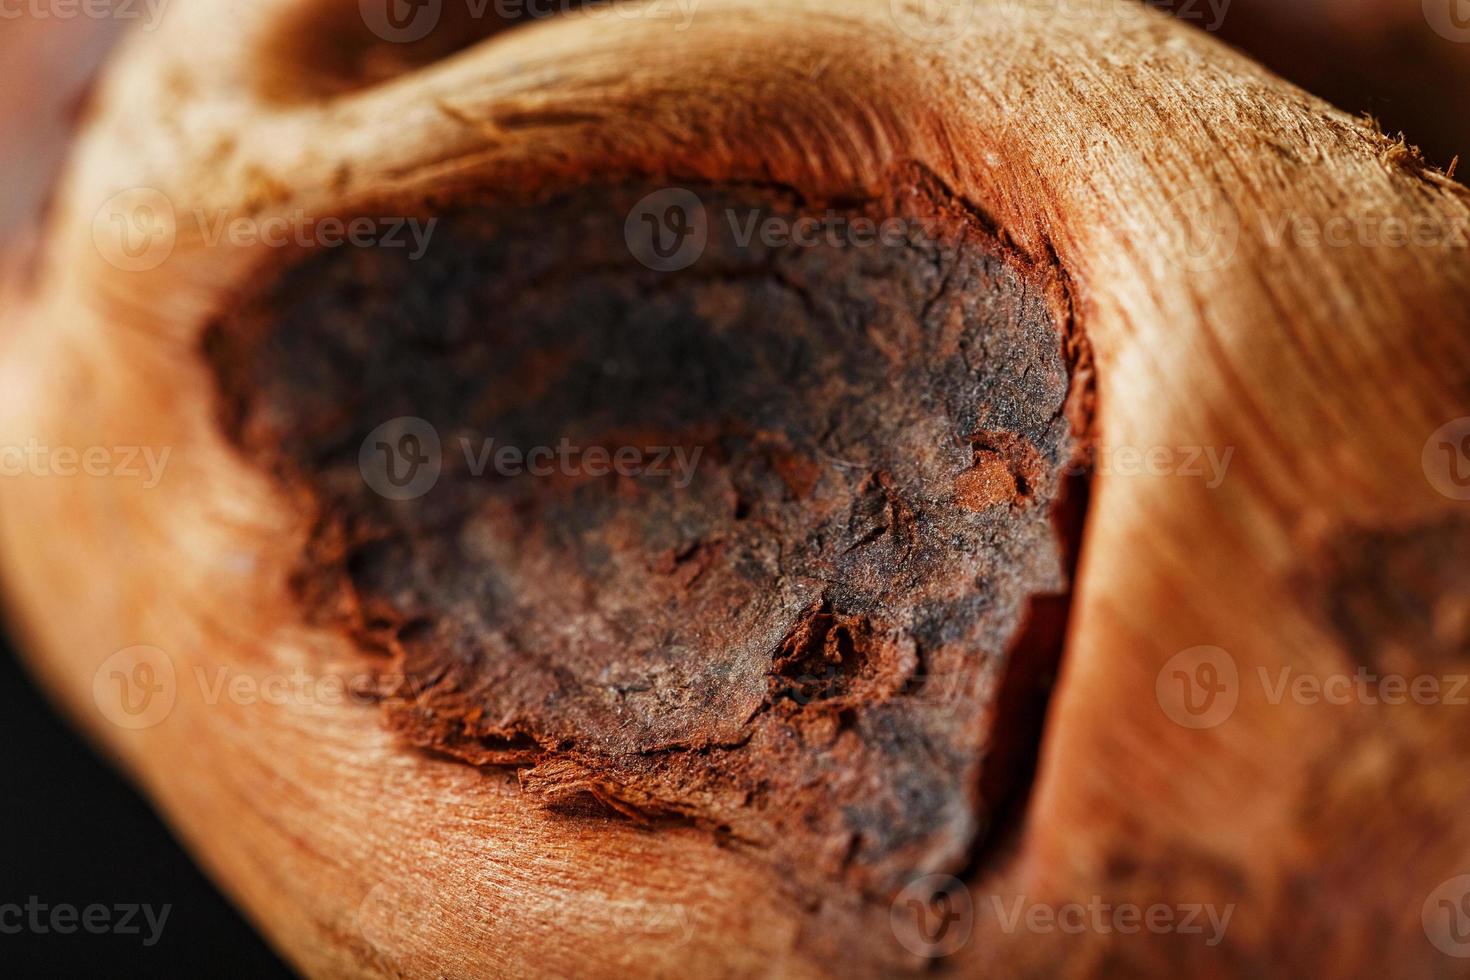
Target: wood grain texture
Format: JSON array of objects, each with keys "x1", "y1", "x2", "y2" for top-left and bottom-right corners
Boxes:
[{"x1": 2, "y1": 0, "x2": 1469, "y2": 975}]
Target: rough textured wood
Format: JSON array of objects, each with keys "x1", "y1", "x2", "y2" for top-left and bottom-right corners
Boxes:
[
  {"x1": 2, "y1": 0, "x2": 1469, "y2": 976},
  {"x1": 202, "y1": 175, "x2": 1084, "y2": 899}
]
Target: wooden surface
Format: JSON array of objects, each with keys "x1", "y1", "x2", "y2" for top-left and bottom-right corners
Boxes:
[{"x1": 2, "y1": 0, "x2": 1470, "y2": 975}]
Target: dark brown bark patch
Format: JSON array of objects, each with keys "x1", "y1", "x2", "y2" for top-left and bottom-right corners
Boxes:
[{"x1": 204, "y1": 171, "x2": 1086, "y2": 897}]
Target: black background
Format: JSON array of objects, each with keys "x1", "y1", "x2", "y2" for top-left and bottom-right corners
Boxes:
[{"x1": 0, "y1": 627, "x2": 294, "y2": 978}]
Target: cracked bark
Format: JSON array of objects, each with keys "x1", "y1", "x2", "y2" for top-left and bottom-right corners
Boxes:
[{"x1": 205, "y1": 174, "x2": 1089, "y2": 896}]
